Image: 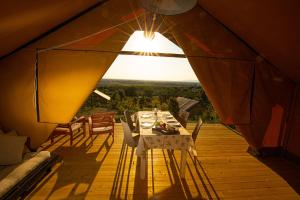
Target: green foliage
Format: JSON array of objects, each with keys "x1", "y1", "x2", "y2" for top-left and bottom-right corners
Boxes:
[
  {"x1": 151, "y1": 96, "x2": 160, "y2": 108},
  {"x1": 161, "y1": 103, "x2": 169, "y2": 111},
  {"x1": 77, "y1": 79, "x2": 219, "y2": 123}
]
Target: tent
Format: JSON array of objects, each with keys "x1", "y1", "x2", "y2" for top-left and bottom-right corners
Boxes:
[{"x1": 0, "y1": 0, "x2": 299, "y2": 159}]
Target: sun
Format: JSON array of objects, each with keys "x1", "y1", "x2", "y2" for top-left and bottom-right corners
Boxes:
[{"x1": 121, "y1": 31, "x2": 184, "y2": 54}]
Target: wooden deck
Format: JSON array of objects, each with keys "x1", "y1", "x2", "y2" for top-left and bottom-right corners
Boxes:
[{"x1": 27, "y1": 123, "x2": 300, "y2": 200}]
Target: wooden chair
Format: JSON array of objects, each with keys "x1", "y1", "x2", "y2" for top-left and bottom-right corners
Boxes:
[
  {"x1": 88, "y1": 112, "x2": 115, "y2": 139},
  {"x1": 191, "y1": 117, "x2": 203, "y2": 161},
  {"x1": 50, "y1": 116, "x2": 86, "y2": 145}
]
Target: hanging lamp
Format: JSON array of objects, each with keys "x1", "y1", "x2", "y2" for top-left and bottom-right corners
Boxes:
[{"x1": 139, "y1": 0, "x2": 197, "y2": 15}]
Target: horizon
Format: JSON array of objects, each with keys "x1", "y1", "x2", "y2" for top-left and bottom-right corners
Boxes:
[{"x1": 101, "y1": 78, "x2": 199, "y2": 83}]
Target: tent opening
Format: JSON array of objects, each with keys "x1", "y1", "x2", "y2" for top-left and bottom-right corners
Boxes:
[{"x1": 77, "y1": 31, "x2": 219, "y2": 124}]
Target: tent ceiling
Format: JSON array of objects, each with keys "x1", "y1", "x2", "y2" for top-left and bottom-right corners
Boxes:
[
  {"x1": 1, "y1": 0, "x2": 299, "y2": 82},
  {"x1": 198, "y1": 0, "x2": 300, "y2": 82},
  {"x1": 0, "y1": 0, "x2": 100, "y2": 58}
]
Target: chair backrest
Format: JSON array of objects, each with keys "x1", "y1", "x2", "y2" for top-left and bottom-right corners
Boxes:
[
  {"x1": 192, "y1": 117, "x2": 203, "y2": 141},
  {"x1": 91, "y1": 112, "x2": 114, "y2": 128},
  {"x1": 121, "y1": 119, "x2": 138, "y2": 148},
  {"x1": 178, "y1": 110, "x2": 190, "y2": 128},
  {"x1": 124, "y1": 110, "x2": 135, "y2": 131}
]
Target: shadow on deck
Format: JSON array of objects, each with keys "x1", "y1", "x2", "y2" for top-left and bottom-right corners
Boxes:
[{"x1": 27, "y1": 123, "x2": 300, "y2": 200}]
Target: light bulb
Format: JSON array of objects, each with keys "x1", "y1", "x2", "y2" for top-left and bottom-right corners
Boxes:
[{"x1": 144, "y1": 31, "x2": 155, "y2": 40}]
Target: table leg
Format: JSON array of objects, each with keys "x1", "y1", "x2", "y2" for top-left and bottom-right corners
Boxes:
[
  {"x1": 180, "y1": 150, "x2": 187, "y2": 178},
  {"x1": 140, "y1": 153, "x2": 147, "y2": 179}
]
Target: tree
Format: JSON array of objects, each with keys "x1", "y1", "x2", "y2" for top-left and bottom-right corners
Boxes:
[
  {"x1": 144, "y1": 89, "x2": 153, "y2": 97},
  {"x1": 152, "y1": 96, "x2": 160, "y2": 108},
  {"x1": 161, "y1": 103, "x2": 169, "y2": 111},
  {"x1": 138, "y1": 96, "x2": 145, "y2": 109},
  {"x1": 125, "y1": 87, "x2": 137, "y2": 96}
]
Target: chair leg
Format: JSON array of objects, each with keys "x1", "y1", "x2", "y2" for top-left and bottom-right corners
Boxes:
[
  {"x1": 192, "y1": 149, "x2": 198, "y2": 164},
  {"x1": 82, "y1": 124, "x2": 86, "y2": 137},
  {"x1": 70, "y1": 132, "x2": 73, "y2": 146}
]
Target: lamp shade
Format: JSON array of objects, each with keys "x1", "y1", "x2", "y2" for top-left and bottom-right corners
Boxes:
[{"x1": 139, "y1": 0, "x2": 197, "y2": 15}]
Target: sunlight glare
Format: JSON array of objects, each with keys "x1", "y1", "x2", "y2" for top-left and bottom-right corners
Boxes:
[{"x1": 122, "y1": 31, "x2": 184, "y2": 54}]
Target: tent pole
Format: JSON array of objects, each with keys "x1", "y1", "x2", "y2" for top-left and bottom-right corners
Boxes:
[{"x1": 35, "y1": 50, "x2": 40, "y2": 122}]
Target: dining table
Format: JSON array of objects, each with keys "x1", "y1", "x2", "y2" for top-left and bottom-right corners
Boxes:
[{"x1": 136, "y1": 110, "x2": 195, "y2": 179}]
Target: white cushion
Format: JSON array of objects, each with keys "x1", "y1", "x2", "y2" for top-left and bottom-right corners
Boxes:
[
  {"x1": 71, "y1": 123, "x2": 83, "y2": 131},
  {"x1": 55, "y1": 127, "x2": 70, "y2": 132},
  {"x1": 92, "y1": 126, "x2": 113, "y2": 132},
  {"x1": 0, "y1": 151, "x2": 50, "y2": 197},
  {"x1": 0, "y1": 134, "x2": 27, "y2": 165}
]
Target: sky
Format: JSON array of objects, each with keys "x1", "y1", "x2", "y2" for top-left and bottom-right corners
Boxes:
[{"x1": 102, "y1": 31, "x2": 198, "y2": 82}]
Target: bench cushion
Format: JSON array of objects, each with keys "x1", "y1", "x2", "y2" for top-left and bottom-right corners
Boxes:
[{"x1": 0, "y1": 151, "x2": 50, "y2": 198}]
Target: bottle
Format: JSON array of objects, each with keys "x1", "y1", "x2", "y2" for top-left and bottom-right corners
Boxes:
[{"x1": 154, "y1": 107, "x2": 158, "y2": 122}]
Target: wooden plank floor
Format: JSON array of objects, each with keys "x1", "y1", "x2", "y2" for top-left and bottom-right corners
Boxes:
[{"x1": 27, "y1": 123, "x2": 300, "y2": 200}]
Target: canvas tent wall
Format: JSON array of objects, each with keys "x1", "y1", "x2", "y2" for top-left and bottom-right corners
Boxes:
[{"x1": 0, "y1": 0, "x2": 299, "y2": 158}]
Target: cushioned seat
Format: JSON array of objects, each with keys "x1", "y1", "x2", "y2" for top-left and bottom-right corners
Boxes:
[
  {"x1": 92, "y1": 126, "x2": 113, "y2": 132},
  {"x1": 50, "y1": 116, "x2": 86, "y2": 145},
  {"x1": 0, "y1": 151, "x2": 50, "y2": 198},
  {"x1": 88, "y1": 112, "x2": 115, "y2": 138}
]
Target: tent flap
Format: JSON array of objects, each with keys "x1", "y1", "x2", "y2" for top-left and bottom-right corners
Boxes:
[
  {"x1": 38, "y1": 49, "x2": 117, "y2": 123},
  {"x1": 188, "y1": 57, "x2": 253, "y2": 125},
  {"x1": 238, "y1": 61, "x2": 295, "y2": 148}
]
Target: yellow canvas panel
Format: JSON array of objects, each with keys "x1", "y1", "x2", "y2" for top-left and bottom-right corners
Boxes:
[
  {"x1": 38, "y1": 50, "x2": 117, "y2": 123},
  {"x1": 0, "y1": 49, "x2": 56, "y2": 148}
]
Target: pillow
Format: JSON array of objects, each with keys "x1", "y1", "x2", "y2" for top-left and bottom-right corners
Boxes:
[
  {"x1": 5, "y1": 130, "x2": 17, "y2": 136},
  {"x1": 4, "y1": 130, "x2": 31, "y2": 154},
  {"x1": 0, "y1": 134, "x2": 27, "y2": 165}
]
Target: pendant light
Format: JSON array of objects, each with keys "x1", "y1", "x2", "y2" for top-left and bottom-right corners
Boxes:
[{"x1": 139, "y1": 0, "x2": 197, "y2": 15}]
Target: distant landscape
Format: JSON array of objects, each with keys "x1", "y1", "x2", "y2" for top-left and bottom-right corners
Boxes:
[{"x1": 77, "y1": 79, "x2": 219, "y2": 123}]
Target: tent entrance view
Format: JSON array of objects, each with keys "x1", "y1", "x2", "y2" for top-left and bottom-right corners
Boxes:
[
  {"x1": 0, "y1": 0, "x2": 298, "y2": 157},
  {"x1": 0, "y1": 0, "x2": 299, "y2": 193}
]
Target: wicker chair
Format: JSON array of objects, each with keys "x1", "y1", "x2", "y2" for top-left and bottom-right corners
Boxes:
[
  {"x1": 121, "y1": 119, "x2": 139, "y2": 148},
  {"x1": 191, "y1": 117, "x2": 203, "y2": 161},
  {"x1": 124, "y1": 109, "x2": 139, "y2": 133},
  {"x1": 192, "y1": 117, "x2": 203, "y2": 142},
  {"x1": 177, "y1": 110, "x2": 190, "y2": 128}
]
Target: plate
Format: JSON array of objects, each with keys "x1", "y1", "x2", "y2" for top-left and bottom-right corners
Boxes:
[
  {"x1": 167, "y1": 121, "x2": 181, "y2": 127},
  {"x1": 166, "y1": 120, "x2": 177, "y2": 123},
  {"x1": 141, "y1": 122, "x2": 154, "y2": 128},
  {"x1": 141, "y1": 114, "x2": 152, "y2": 118}
]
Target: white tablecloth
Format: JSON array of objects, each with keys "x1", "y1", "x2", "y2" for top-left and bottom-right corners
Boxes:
[{"x1": 136, "y1": 111, "x2": 195, "y2": 156}]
